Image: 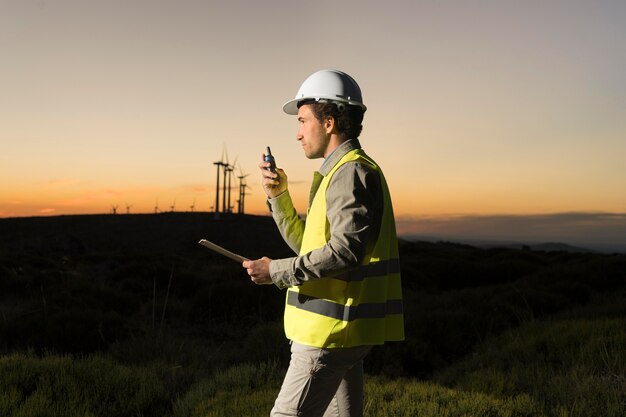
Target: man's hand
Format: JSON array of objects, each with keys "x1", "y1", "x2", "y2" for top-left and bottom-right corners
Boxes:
[
  {"x1": 259, "y1": 154, "x2": 288, "y2": 198},
  {"x1": 243, "y1": 257, "x2": 273, "y2": 285}
]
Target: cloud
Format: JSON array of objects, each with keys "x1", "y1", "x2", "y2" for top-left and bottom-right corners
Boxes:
[
  {"x1": 103, "y1": 189, "x2": 122, "y2": 197},
  {"x1": 58, "y1": 189, "x2": 122, "y2": 206},
  {"x1": 396, "y1": 212, "x2": 626, "y2": 252},
  {"x1": 191, "y1": 186, "x2": 210, "y2": 193},
  {"x1": 39, "y1": 208, "x2": 56, "y2": 214},
  {"x1": 179, "y1": 184, "x2": 212, "y2": 193},
  {"x1": 46, "y1": 179, "x2": 85, "y2": 187}
]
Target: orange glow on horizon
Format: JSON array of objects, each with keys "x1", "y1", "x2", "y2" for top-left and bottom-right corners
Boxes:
[{"x1": 2, "y1": 180, "x2": 623, "y2": 219}]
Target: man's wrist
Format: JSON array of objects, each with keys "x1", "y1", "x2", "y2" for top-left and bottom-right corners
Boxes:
[
  {"x1": 269, "y1": 257, "x2": 294, "y2": 289},
  {"x1": 267, "y1": 190, "x2": 290, "y2": 214}
]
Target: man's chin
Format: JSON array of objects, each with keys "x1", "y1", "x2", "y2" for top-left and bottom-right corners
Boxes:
[{"x1": 304, "y1": 150, "x2": 322, "y2": 159}]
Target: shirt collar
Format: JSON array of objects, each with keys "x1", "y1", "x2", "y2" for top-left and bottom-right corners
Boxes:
[{"x1": 319, "y1": 139, "x2": 362, "y2": 176}]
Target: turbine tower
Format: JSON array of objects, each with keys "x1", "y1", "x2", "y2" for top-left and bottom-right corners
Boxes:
[
  {"x1": 221, "y1": 148, "x2": 229, "y2": 214},
  {"x1": 225, "y1": 155, "x2": 237, "y2": 213},
  {"x1": 237, "y1": 166, "x2": 250, "y2": 215},
  {"x1": 213, "y1": 144, "x2": 227, "y2": 217},
  {"x1": 213, "y1": 160, "x2": 222, "y2": 214}
]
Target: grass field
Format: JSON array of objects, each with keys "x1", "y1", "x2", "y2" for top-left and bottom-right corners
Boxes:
[{"x1": 2, "y1": 314, "x2": 623, "y2": 417}]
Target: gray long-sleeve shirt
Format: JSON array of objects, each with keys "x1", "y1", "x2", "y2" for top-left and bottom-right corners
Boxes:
[{"x1": 268, "y1": 139, "x2": 383, "y2": 289}]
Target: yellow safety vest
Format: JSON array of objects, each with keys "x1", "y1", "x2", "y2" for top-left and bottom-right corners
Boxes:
[{"x1": 284, "y1": 148, "x2": 404, "y2": 348}]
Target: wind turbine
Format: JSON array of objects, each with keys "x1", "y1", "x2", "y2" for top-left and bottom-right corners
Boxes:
[
  {"x1": 213, "y1": 144, "x2": 227, "y2": 217},
  {"x1": 221, "y1": 147, "x2": 230, "y2": 214},
  {"x1": 170, "y1": 199, "x2": 176, "y2": 213},
  {"x1": 190, "y1": 198, "x2": 196, "y2": 212},
  {"x1": 225, "y1": 155, "x2": 238, "y2": 213},
  {"x1": 237, "y1": 165, "x2": 250, "y2": 215},
  {"x1": 125, "y1": 202, "x2": 132, "y2": 215},
  {"x1": 111, "y1": 205, "x2": 118, "y2": 215},
  {"x1": 154, "y1": 199, "x2": 160, "y2": 214}
]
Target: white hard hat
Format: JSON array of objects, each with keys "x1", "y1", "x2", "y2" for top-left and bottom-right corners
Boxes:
[{"x1": 282, "y1": 69, "x2": 366, "y2": 115}]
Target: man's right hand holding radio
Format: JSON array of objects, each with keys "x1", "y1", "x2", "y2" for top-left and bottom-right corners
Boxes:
[{"x1": 259, "y1": 153, "x2": 287, "y2": 198}]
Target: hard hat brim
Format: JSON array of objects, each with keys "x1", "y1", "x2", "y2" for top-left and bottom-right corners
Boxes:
[
  {"x1": 282, "y1": 97, "x2": 367, "y2": 115},
  {"x1": 282, "y1": 99, "x2": 299, "y2": 115}
]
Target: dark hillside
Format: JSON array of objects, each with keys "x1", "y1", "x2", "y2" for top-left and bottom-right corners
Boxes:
[
  {"x1": 1, "y1": 213, "x2": 624, "y2": 379},
  {"x1": 372, "y1": 239, "x2": 626, "y2": 376},
  {"x1": 0, "y1": 213, "x2": 293, "y2": 356},
  {"x1": 0, "y1": 212, "x2": 290, "y2": 258}
]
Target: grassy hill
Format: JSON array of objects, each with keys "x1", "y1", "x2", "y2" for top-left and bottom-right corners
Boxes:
[{"x1": 0, "y1": 213, "x2": 624, "y2": 416}]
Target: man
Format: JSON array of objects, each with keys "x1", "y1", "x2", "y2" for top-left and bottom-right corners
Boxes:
[{"x1": 243, "y1": 69, "x2": 404, "y2": 417}]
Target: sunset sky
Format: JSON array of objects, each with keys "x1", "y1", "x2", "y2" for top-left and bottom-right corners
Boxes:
[{"x1": 2, "y1": 1, "x2": 625, "y2": 248}]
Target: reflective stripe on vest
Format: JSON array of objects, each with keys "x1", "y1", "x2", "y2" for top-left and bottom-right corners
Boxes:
[
  {"x1": 335, "y1": 258, "x2": 401, "y2": 282},
  {"x1": 283, "y1": 148, "x2": 405, "y2": 348},
  {"x1": 287, "y1": 291, "x2": 403, "y2": 321}
]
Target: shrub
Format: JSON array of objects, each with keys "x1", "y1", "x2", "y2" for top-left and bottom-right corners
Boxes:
[
  {"x1": 0, "y1": 353, "x2": 170, "y2": 417},
  {"x1": 437, "y1": 317, "x2": 626, "y2": 417},
  {"x1": 173, "y1": 360, "x2": 283, "y2": 417},
  {"x1": 365, "y1": 377, "x2": 541, "y2": 417}
]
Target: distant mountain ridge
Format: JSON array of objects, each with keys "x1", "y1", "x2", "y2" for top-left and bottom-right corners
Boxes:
[{"x1": 399, "y1": 234, "x2": 616, "y2": 254}]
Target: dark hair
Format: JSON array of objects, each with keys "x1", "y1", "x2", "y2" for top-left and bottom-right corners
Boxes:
[{"x1": 299, "y1": 100, "x2": 364, "y2": 139}]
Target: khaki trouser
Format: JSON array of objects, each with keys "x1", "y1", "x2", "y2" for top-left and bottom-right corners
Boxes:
[{"x1": 270, "y1": 342, "x2": 373, "y2": 417}]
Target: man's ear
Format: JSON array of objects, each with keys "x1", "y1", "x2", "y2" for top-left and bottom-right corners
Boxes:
[{"x1": 324, "y1": 116, "x2": 335, "y2": 134}]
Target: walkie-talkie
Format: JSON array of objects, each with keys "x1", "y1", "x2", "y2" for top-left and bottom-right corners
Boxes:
[{"x1": 264, "y1": 146, "x2": 276, "y2": 173}]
